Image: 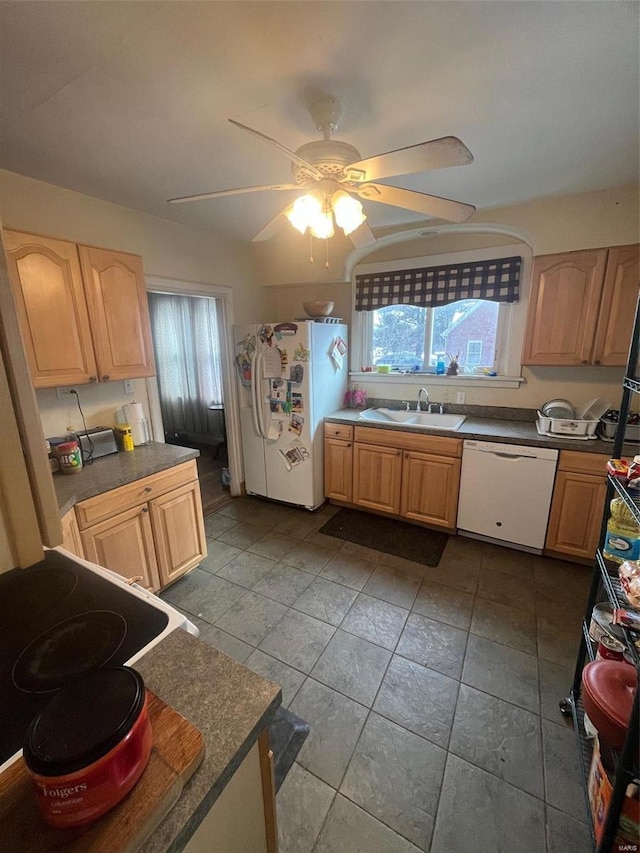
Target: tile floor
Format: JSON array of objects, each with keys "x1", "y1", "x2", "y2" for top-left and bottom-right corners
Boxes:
[{"x1": 161, "y1": 496, "x2": 594, "y2": 853}]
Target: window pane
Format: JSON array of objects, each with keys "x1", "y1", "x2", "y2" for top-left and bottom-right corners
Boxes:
[
  {"x1": 371, "y1": 305, "x2": 427, "y2": 368},
  {"x1": 431, "y1": 300, "x2": 498, "y2": 370}
]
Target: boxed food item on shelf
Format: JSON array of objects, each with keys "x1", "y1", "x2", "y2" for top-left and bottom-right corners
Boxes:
[{"x1": 588, "y1": 734, "x2": 640, "y2": 852}]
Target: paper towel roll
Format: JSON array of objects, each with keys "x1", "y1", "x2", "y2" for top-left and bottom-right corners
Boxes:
[{"x1": 122, "y1": 402, "x2": 149, "y2": 446}]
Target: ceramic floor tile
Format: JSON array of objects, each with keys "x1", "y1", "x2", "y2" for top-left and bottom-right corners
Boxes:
[
  {"x1": 244, "y1": 649, "x2": 306, "y2": 707},
  {"x1": 542, "y1": 718, "x2": 589, "y2": 823},
  {"x1": 340, "y1": 593, "x2": 409, "y2": 650},
  {"x1": 361, "y1": 565, "x2": 422, "y2": 609},
  {"x1": 283, "y1": 540, "x2": 335, "y2": 574},
  {"x1": 449, "y1": 684, "x2": 544, "y2": 798},
  {"x1": 320, "y1": 552, "x2": 377, "y2": 591},
  {"x1": 314, "y1": 794, "x2": 423, "y2": 853},
  {"x1": 290, "y1": 678, "x2": 368, "y2": 787},
  {"x1": 275, "y1": 512, "x2": 325, "y2": 540},
  {"x1": 203, "y1": 512, "x2": 237, "y2": 539},
  {"x1": 247, "y1": 531, "x2": 297, "y2": 562},
  {"x1": 292, "y1": 577, "x2": 358, "y2": 626},
  {"x1": 251, "y1": 562, "x2": 315, "y2": 605},
  {"x1": 470, "y1": 596, "x2": 537, "y2": 655},
  {"x1": 480, "y1": 542, "x2": 537, "y2": 578},
  {"x1": 259, "y1": 609, "x2": 335, "y2": 673},
  {"x1": 373, "y1": 655, "x2": 458, "y2": 748},
  {"x1": 303, "y1": 530, "x2": 344, "y2": 551},
  {"x1": 276, "y1": 762, "x2": 335, "y2": 853},
  {"x1": 476, "y1": 567, "x2": 536, "y2": 613},
  {"x1": 340, "y1": 712, "x2": 446, "y2": 850},
  {"x1": 411, "y1": 579, "x2": 474, "y2": 630},
  {"x1": 545, "y1": 804, "x2": 594, "y2": 853},
  {"x1": 194, "y1": 541, "x2": 243, "y2": 575},
  {"x1": 538, "y1": 659, "x2": 575, "y2": 727},
  {"x1": 396, "y1": 612, "x2": 468, "y2": 679},
  {"x1": 462, "y1": 634, "x2": 540, "y2": 713},
  {"x1": 339, "y1": 541, "x2": 384, "y2": 563},
  {"x1": 537, "y1": 606, "x2": 583, "y2": 669},
  {"x1": 377, "y1": 551, "x2": 430, "y2": 576},
  {"x1": 430, "y1": 754, "x2": 546, "y2": 853},
  {"x1": 215, "y1": 521, "x2": 267, "y2": 549},
  {"x1": 191, "y1": 618, "x2": 253, "y2": 663},
  {"x1": 216, "y1": 550, "x2": 277, "y2": 589},
  {"x1": 160, "y1": 568, "x2": 245, "y2": 623},
  {"x1": 218, "y1": 498, "x2": 273, "y2": 526},
  {"x1": 311, "y1": 629, "x2": 391, "y2": 706},
  {"x1": 214, "y1": 590, "x2": 287, "y2": 646}
]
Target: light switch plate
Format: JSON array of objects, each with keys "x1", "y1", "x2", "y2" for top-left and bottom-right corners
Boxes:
[
  {"x1": 123, "y1": 379, "x2": 135, "y2": 394},
  {"x1": 456, "y1": 391, "x2": 466, "y2": 404}
]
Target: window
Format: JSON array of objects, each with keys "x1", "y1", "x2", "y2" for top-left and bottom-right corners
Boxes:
[{"x1": 370, "y1": 300, "x2": 500, "y2": 372}]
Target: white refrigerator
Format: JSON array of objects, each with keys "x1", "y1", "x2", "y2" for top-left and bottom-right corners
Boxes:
[{"x1": 234, "y1": 320, "x2": 348, "y2": 510}]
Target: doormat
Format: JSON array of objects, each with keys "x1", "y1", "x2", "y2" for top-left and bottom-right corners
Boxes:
[{"x1": 319, "y1": 508, "x2": 449, "y2": 567}]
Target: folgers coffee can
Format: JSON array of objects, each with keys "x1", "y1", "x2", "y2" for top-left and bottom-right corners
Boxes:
[
  {"x1": 596, "y1": 635, "x2": 625, "y2": 661},
  {"x1": 23, "y1": 667, "x2": 152, "y2": 828}
]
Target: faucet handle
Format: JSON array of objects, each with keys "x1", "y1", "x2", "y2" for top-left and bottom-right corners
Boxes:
[
  {"x1": 402, "y1": 400, "x2": 410, "y2": 411},
  {"x1": 439, "y1": 403, "x2": 444, "y2": 414}
]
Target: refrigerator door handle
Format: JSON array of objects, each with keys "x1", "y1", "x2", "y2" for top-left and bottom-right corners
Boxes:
[
  {"x1": 250, "y1": 352, "x2": 262, "y2": 437},
  {"x1": 255, "y1": 348, "x2": 268, "y2": 438}
]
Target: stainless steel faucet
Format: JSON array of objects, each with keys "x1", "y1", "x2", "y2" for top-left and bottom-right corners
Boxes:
[{"x1": 417, "y1": 387, "x2": 429, "y2": 412}]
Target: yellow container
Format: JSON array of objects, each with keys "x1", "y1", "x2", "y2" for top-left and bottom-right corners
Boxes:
[
  {"x1": 114, "y1": 424, "x2": 134, "y2": 452},
  {"x1": 376, "y1": 364, "x2": 391, "y2": 373}
]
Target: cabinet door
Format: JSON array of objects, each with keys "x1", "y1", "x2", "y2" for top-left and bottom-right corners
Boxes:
[
  {"x1": 150, "y1": 480, "x2": 207, "y2": 588},
  {"x1": 592, "y1": 244, "x2": 640, "y2": 366},
  {"x1": 60, "y1": 509, "x2": 84, "y2": 558},
  {"x1": 353, "y1": 443, "x2": 402, "y2": 515},
  {"x1": 545, "y1": 471, "x2": 607, "y2": 562},
  {"x1": 521, "y1": 250, "x2": 607, "y2": 365},
  {"x1": 400, "y1": 451, "x2": 461, "y2": 530},
  {"x1": 4, "y1": 230, "x2": 97, "y2": 387},
  {"x1": 81, "y1": 504, "x2": 160, "y2": 591},
  {"x1": 324, "y1": 438, "x2": 353, "y2": 503},
  {"x1": 78, "y1": 245, "x2": 156, "y2": 381}
]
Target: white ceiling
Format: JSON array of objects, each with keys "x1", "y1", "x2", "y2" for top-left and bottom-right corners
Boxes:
[{"x1": 1, "y1": 1, "x2": 638, "y2": 244}]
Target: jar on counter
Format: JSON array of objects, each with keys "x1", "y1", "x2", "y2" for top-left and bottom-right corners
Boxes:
[{"x1": 55, "y1": 440, "x2": 83, "y2": 474}]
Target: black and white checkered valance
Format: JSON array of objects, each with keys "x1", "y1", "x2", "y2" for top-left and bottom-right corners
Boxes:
[{"x1": 355, "y1": 256, "x2": 522, "y2": 311}]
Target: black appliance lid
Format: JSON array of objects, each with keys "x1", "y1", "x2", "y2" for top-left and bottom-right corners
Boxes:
[{"x1": 24, "y1": 666, "x2": 146, "y2": 776}]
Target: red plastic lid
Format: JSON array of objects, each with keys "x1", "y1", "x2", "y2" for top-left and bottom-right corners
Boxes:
[
  {"x1": 56, "y1": 441, "x2": 78, "y2": 452},
  {"x1": 582, "y1": 660, "x2": 637, "y2": 750}
]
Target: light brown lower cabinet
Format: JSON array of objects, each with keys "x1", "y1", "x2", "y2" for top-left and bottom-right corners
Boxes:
[
  {"x1": 74, "y1": 460, "x2": 207, "y2": 591},
  {"x1": 545, "y1": 450, "x2": 609, "y2": 563},
  {"x1": 325, "y1": 423, "x2": 462, "y2": 531},
  {"x1": 60, "y1": 507, "x2": 85, "y2": 559}
]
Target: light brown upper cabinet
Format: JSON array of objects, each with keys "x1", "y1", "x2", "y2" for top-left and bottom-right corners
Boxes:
[
  {"x1": 4, "y1": 230, "x2": 156, "y2": 387},
  {"x1": 522, "y1": 244, "x2": 639, "y2": 366}
]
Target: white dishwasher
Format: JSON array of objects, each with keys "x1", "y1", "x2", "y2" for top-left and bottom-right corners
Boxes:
[{"x1": 457, "y1": 440, "x2": 558, "y2": 552}]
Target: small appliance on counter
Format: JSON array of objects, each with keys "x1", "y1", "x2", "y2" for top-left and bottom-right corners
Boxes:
[{"x1": 75, "y1": 427, "x2": 118, "y2": 461}]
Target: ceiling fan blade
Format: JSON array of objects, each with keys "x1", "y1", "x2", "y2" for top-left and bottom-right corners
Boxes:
[
  {"x1": 348, "y1": 222, "x2": 376, "y2": 248},
  {"x1": 343, "y1": 137, "x2": 473, "y2": 183},
  {"x1": 229, "y1": 119, "x2": 325, "y2": 181},
  {"x1": 354, "y1": 183, "x2": 475, "y2": 223},
  {"x1": 251, "y1": 205, "x2": 293, "y2": 242},
  {"x1": 167, "y1": 183, "x2": 299, "y2": 204}
]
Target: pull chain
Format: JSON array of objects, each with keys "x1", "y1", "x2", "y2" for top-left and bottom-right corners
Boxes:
[
  {"x1": 309, "y1": 232, "x2": 314, "y2": 264},
  {"x1": 325, "y1": 239, "x2": 330, "y2": 269}
]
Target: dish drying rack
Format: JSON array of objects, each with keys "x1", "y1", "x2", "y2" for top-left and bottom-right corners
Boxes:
[
  {"x1": 294, "y1": 317, "x2": 344, "y2": 324},
  {"x1": 536, "y1": 412, "x2": 599, "y2": 440}
]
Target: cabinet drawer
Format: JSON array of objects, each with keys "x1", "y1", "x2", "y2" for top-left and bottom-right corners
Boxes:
[
  {"x1": 557, "y1": 451, "x2": 608, "y2": 478},
  {"x1": 75, "y1": 460, "x2": 198, "y2": 529},
  {"x1": 354, "y1": 425, "x2": 462, "y2": 457},
  {"x1": 324, "y1": 422, "x2": 354, "y2": 440}
]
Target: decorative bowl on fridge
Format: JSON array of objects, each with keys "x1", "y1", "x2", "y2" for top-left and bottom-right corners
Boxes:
[{"x1": 303, "y1": 301, "x2": 334, "y2": 318}]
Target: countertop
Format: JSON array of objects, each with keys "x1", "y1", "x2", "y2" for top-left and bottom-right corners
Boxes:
[
  {"x1": 53, "y1": 442, "x2": 199, "y2": 515},
  {"x1": 325, "y1": 409, "x2": 636, "y2": 456},
  {"x1": 135, "y1": 629, "x2": 281, "y2": 853}
]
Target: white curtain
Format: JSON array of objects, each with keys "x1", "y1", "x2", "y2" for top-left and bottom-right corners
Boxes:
[{"x1": 148, "y1": 293, "x2": 223, "y2": 435}]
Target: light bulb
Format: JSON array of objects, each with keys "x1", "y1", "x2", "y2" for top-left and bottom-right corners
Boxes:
[
  {"x1": 286, "y1": 193, "x2": 322, "y2": 234},
  {"x1": 310, "y1": 208, "x2": 335, "y2": 239},
  {"x1": 331, "y1": 191, "x2": 366, "y2": 235}
]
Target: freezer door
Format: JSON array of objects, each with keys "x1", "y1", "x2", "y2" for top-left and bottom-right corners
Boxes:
[{"x1": 233, "y1": 324, "x2": 267, "y2": 497}]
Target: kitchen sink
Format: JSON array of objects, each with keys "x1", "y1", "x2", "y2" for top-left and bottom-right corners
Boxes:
[{"x1": 358, "y1": 408, "x2": 466, "y2": 431}]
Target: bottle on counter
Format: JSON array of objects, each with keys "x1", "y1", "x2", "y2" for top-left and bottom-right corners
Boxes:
[
  {"x1": 55, "y1": 426, "x2": 83, "y2": 475},
  {"x1": 603, "y1": 497, "x2": 640, "y2": 563},
  {"x1": 114, "y1": 423, "x2": 134, "y2": 451}
]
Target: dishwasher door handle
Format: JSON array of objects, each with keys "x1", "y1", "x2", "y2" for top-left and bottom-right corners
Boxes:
[{"x1": 490, "y1": 452, "x2": 531, "y2": 460}]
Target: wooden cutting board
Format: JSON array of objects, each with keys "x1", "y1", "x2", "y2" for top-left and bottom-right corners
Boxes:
[{"x1": 0, "y1": 691, "x2": 205, "y2": 852}]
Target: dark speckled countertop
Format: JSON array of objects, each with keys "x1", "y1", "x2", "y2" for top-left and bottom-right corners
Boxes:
[
  {"x1": 53, "y1": 442, "x2": 199, "y2": 514},
  {"x1": 136, "y1": 629, "x2": 281, "y2": 853},
  {"x1": 325, "y1": 409, "x2": 637, "y2": 457}
]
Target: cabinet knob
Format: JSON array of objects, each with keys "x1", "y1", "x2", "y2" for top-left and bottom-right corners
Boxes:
[
  {"x1": 396, "y1": 450, "x2": 402, "y2": 456},
  {"x1": 102, "y1": 374, "x2": 110, "y2": 382},
  {"x1": 405, "y1": 452, "x2": 409, "y2": 458},
  {"x1": 346, "y1": 443, "x2": 351, "y2": 448},
  {"x1": 581, "y1": 360, "x2": 588, "y2": 365},
  {"x1": 144, "y1": 486, "x2": 152, "y2": 493},
  {"x1": 142, "y1": 506, "x2": 149, "y2": 513},
  {"x1": 594, "y1": 359, "x2": 601, "y2": 365},
  {"x1": 89, "y1": 375, "x2": 97, "y2": 382}
]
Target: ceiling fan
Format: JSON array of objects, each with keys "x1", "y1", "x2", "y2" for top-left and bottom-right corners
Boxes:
[{"x1": 168, "y1": 97, "x2": 476, "y2": 246}]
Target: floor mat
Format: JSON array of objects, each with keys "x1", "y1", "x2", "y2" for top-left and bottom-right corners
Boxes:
[{"x1": 319, "y1": 507, "x2": 449, "y2": 567}]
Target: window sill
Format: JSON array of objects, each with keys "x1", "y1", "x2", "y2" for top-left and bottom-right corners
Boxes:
[{"x1": 349, "y1": 372, "x2": 525, "y2": 389}]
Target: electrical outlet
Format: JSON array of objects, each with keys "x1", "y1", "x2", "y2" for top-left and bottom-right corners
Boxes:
[
  {"x1": 123, "y1": 379, "x2": 135, "y2": 395},
  {"x1": 456, "y1": 391, "x2": 466, "y2": 404},
  {"x1": 56, "y1": 386, "x2": 76, "y2": 400}
]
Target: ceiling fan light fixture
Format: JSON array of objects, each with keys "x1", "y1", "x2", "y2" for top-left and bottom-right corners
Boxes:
[
  {"x1": 331, "y1": 191, "x2": 366, "y2": 235},
  {"x1": 309, "y1": 203, "x2": 335, "y2": 240},
  {"x1": 286, "y1": 192, "x2": 323, "y2": 234}
]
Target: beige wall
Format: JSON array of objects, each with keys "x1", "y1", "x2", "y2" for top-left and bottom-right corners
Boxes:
[
  {"x1": 0, "y1": 168, "x2": 269, "y2": 437},
  {"x1": 264, "y1": 183, "x2": 639, "y2": 411}
]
